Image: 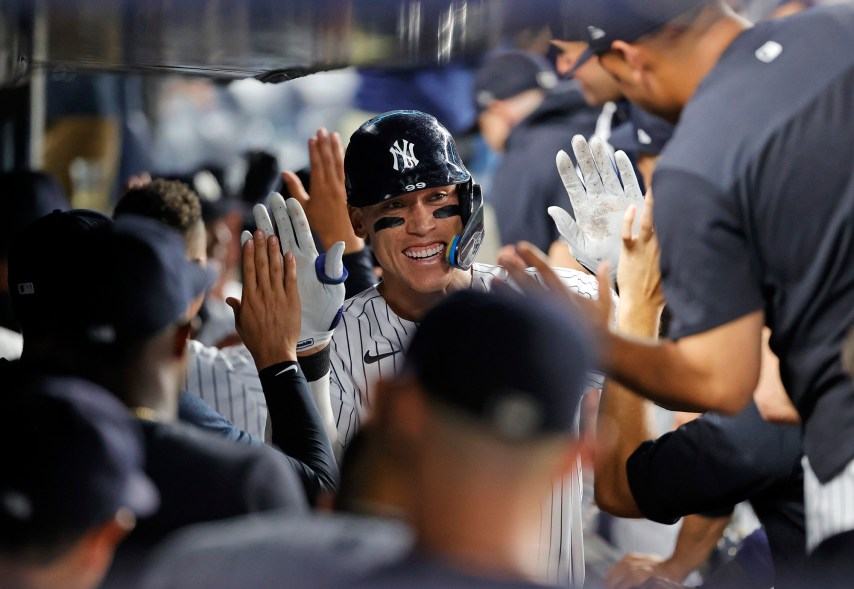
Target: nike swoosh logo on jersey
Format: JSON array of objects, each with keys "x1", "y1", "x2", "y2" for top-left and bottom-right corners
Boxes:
[
  {"x1": 275, "y1": 365, "x2": 298, "y2": 377},
  {"x1": 363, "y1": 349, "x2": 401, "y2": 364}
]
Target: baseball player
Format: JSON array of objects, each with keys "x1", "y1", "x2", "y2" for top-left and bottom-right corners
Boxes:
[
  {"x1": 516, "y1": 1, "x2": 854, "y2": 584},
  {"x1": 250, "y1": 110, "x2": 623, "y2": 587}
]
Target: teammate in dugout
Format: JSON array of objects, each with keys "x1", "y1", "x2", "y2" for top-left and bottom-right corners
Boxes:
[
  {"x1": 246, "y1": 109, "x2": 615, "y2": 587},
  {"x1": 506, "y1": 1, "x2": 854, "y2": 586}
]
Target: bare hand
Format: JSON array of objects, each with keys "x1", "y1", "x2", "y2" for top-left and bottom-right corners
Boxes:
[
  {"x1": 606, "y1": 553, "x2": 684, "y2": 589},
  {"x1": 617, "y1": 192, "x2": 665, "y2": 316},
  {"x1": 499, "y1": 240, "x2": 614, "y2": 333},
  {"x1": 226, "y1": 231, "x2": 300, "y2": 370},
  {"x1": 283, "y1": 128, "x2": 364, "y2": 254}
]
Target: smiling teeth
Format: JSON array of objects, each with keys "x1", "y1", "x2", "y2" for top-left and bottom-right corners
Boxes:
[{"x1": 404, "y1": 244, "x2": 445, "y2": 259}]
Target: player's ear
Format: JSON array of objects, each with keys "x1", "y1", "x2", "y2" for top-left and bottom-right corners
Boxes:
[
  {"x1": 349, "y1": 206, "x2": 368, "y2": 239},
  {"x1": 609, "y1": 41, "x2": 647, "y2": 82}
]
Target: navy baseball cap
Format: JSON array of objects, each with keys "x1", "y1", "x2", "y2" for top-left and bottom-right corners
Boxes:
[
  {"x1": 562, "y1": 0, "x2": 709, "y2": 71},
  {"x1": 70, "y1": 215, "x2": 212, "y2": 347},
  {"x1": 474, "y1": 51, "x2": 558, "y2": 111},
  {"x1": 0, "y1": 171, "x2": 68, "y2": 259},
  {"x1": 0, "y1": 376, "x2": 159, "y2": 553},
  {"x1": 404, "y1": 289, "x2": 592, "y2": 440},
  {"x1": 609, "y1": 107, "x2": 675, "y2": 156},
  {"x1": 8, "y1": 209, "x2": 112, "y2": 338}
]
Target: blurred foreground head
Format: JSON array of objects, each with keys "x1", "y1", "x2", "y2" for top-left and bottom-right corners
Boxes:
[
  {"x1": 0, "y1": 376, "x2": 158, "y2": 589},
  {"x1": 367, "y1": 288, "x2": 592, "y2": 578}
]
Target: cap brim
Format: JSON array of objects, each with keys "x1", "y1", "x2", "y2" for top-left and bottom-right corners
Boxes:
[{"x1": 568, "y1": 47, "x2": 595, "y2": 76}]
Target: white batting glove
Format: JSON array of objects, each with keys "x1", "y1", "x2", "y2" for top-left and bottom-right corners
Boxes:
[
  {"x1": 548, "y1": 135, "x2": 644, "y2": 277},
  {"x1": 246, "y1": 193, "x2": 346, "y2": 352}
]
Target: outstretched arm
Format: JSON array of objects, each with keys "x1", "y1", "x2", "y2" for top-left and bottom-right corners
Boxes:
[
  {"x1": 605, "y1": 514, "x2": 730, "y2": 589},
  {"x1": 509, "y1": 238, "x2": 762, "y2": 415},
  {"x1": 227, "y1": 231, "x2": 339, "y2": 501},
  {"x1": 594, "y1": 195, "x2": 664, "y2": 516}
]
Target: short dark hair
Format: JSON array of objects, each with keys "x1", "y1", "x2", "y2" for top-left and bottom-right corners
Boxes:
[{"x1": 114, "y1": 179, "x2": 202, "y2": 236}]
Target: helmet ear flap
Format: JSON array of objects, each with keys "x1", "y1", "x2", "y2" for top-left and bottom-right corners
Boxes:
[{"x1": 446, "y1": 184, "x2": 485, "y2": 271}]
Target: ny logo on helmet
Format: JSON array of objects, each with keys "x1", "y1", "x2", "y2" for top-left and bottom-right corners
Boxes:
[{"x1": 389, "y1": 140, "x2": 419, "y2": 171}]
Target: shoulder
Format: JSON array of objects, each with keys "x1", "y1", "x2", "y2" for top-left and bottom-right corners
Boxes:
[
  {"x1": 340, "y1": 285, "x2": 385, "y2": 319},
  {"x1": 141, "y1": 514, "x2": 412, "y2": 589},
  {"x1": 187, "y1": 340, "x2": 255, "y2": 374},
  {"x1": 661, "y1": 8, "x2": 854, "y2": 185}
]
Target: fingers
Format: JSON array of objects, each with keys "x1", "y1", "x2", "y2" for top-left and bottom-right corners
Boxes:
[
  {"x1": 269, "y1": 192, "x2": 298, "y2": 254},
  {"x1": 622, "y1": 205, "x2": 638, "y2": 243},
  {"x1": 241, "y1": 234, "x2": 257, "y2": 298},
  {"x1": 253, "y1": 229, "x2": 270, "y2": 291},
  {"x1": 572, "y1": 135, "x2": 605, "y2": 197},
  {"x1": 590, "y1": 136, "x2": 622, "y2": 197},
  {"x1": 516, "y1": 241, "x2": 569, "y2": 294},
  {"x1": 283, "y1": 251, "x2": 298, "y2": 303},
  {"x1": 308, "y1": 131, "x2": 326, "y2": 186},
  {"x1": 325, "y1": 241, "x2": 345, "y2": 279},
  {"x1": 253, "y1": 203, "x2": 275, "y2": 237},
  {"x1": 268, "y1": 235, "x2": 283, "y2": 291},
  {"x1": 225, "y1": 296, "x2": 241, "y2": 315},
  {"x1": 286, "y1": 197, "x2": 318, "y2": 256},
  {"x1": 282, "y1": 171, "x2": 309, "y2": 207},
  {"x1": 497, "y1": 246, "x2": 541, "y2": 295},
  {"x1": 615, "y1": 150, "x2": 644, "y2": 204},
  {"x1": 639, "y1": 191, "x2": 655, "y2": 241},
  {"x1": 548, "y1": 206, "x2": 584, "y2": 248},
  {"x1": 315, "y1": 128, "x2": 338, "y2": 185},
  {"x1": 556, "y1": 149, "x2": 585, "y2": 208},
  {"x1": 330, "y1": 130, "x2": 345, "y2": 183}
]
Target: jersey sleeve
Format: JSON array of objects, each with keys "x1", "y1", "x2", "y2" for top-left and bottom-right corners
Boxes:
[
  {"x1": 652, "y1": 169, "x2": 764, "y2": 340},
  {"x1": 626, "y1": 401, "x2": 800, "y2": 524},
  {"x1": 258, "y1": 361, "x2": 339, "y2": 503}
]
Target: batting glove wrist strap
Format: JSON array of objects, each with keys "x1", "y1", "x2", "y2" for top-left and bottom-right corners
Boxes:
[{"x1": 315, "y1": 254, "x2": 349, "y2": 285}]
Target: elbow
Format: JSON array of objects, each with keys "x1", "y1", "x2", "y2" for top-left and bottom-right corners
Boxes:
[
  {"x1": 594, "y1": 479, "x2": 643, "y2": 518},
  {"x1": 705, "y1": 378, "x2": 754, "y2": 416}
]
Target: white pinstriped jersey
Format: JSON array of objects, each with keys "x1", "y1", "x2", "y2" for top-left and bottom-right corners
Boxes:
[
  {"x1": 185, "y1": 340, "x2": 270, "y2": 442},
  {"x1": 329, "y1": 263, "x2": 603, "y2": 588}
]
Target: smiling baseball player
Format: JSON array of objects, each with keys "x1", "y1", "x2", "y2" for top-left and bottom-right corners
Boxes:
[{"x1": 247, "y1": 110, "x2": 627, "y2": 587}]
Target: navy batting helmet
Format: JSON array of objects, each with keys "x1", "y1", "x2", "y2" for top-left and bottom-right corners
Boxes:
[{"x1": 344, "y1": 110, "x2": 484, "y2": 270}]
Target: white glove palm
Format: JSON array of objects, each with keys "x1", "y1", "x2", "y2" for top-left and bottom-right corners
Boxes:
[
  {"x1": 548, "y1": 135, "x2": 644, "y2": 276},
  {"x1": 245, "y1": 193, "x2": 346, "y2": 352}
]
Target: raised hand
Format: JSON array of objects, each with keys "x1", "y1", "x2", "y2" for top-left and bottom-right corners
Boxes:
[
  {"x1": 226, "y1": 232, "x2": 300, "y2": 370},
  {"x1": 282, "y1": 128, "x2": 364, "y2": 254},
  {"x1": 616, "y1": 192, "x2": 664, "y2": 313},
  {"x1": 248, "y1": 193, "x2": 347, "y2": 353},
  {"x1": 548, "y1": 135, "x2": 644, "y2": 276}
]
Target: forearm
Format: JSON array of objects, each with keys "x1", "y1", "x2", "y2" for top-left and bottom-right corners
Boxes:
[
  {"x1": 259, "y1": 361, "x2": 339, "y2": 502},
  {"x1": 297, "y1": 345, "x2": 338, "y2": 444},
  {"x1": 605, "y1": 332, "x2": 756, "y2": 414},
  {"x1": 595, "y1": 301, "x2": 660, "y2": 516},
  {"x1": 660, "y1": 514, "x2": 731, "y2": 582}
]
